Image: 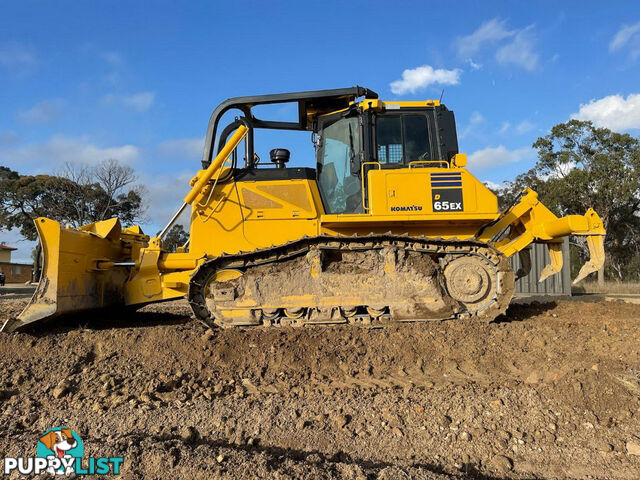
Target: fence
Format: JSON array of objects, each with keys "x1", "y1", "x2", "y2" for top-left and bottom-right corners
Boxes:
[{"x1": 510, "y1": 238, "x2": 571, "y2": 296}]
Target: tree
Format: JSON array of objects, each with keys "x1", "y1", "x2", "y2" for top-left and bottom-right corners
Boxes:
[
  {"x1": 0, "y1": 159, "x2": 146, "y2": 241},
  {"x1": 505, "y1": 120, "x2": 640, "y2": 282},
  {"x1": 161, "y1": 224, "x2": 189, "y2": 252}
]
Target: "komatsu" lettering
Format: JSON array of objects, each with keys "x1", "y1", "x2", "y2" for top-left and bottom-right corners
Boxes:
[{"x1": 390, "y1": 205, "x2": 423, "y2": 212}]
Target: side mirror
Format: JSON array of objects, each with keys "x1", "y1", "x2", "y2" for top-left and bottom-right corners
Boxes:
[{"x1": 452, "y1": 153, "x2": 467, "y2": 168}]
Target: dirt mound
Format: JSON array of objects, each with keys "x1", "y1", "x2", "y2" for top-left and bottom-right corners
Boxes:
[{"x1": 0, "y1": 298, "x2": 639, "y2": 479}]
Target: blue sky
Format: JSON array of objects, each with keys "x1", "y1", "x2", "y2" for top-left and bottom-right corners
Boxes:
[{"x1": 2, "y1": 1, "x2": 640, "y2": 262}]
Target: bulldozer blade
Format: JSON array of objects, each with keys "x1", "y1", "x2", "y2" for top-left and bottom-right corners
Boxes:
[
  {"x1": 2, "y1": 217, "x2": 136, "y2": 332},
  {"x1": 573, "y1": 234, "x2": 605, "y2": 284}
]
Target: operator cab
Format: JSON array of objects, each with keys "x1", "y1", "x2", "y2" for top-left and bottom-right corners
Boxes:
[
  {"x1": 316, "y1": 101, "x2": 459, "y2": 214},
  {"x1": 202, "y1": 87, "x2": 459, "y2": 216}
]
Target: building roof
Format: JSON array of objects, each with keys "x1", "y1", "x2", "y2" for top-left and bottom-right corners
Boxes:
[{"x1": 0, "y1": 244, "x2": 17, "y2": 251}]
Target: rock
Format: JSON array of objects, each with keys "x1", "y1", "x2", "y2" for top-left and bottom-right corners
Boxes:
[
  {"x1": 179, "y1": 426, "x2": 199, "y2": 443},
  {"x1": 459, "y1": 431, "x2": 471, "y2": 441},
  {"x1": 140, "y1": 392, "x2": 154, "y2": 403},
  {"x1": 241, "y1": 378, "x2": 259, "y2": 395},
  {"x1": 234, "y1": 430, "x2": 246, "y2": 445},
  {"x1": 392, "y1": 427, "x2": 403, "y2": 437},
  {"x1": 437, "y1": 414, "x2": 452, "y2": 427},
  {"x1": 525, "y1": 371, "x2": 539, "y2": 384},
  {"x1": 599, "y1": 442, "x2": 614, "y2": 452},
  {"x1": 377, "y1": 466, "x2": 409, "y2": 480},
  {"x1": 626, "y1": 440, "x2": 640, "y2": 456},
  {"x1": 295, "y1": 418, "x2": 309, "y2": 431},
  {"x1": 52, "y1": 382, "x2": 69, "y2": 399},
  {"x1": 202, "y1": 330, "x2": 215, "y2": 341},
  {"x1": 331, "y1": 413, "x2": 349, "y2": 429},
  {"x1": 490, "y1": 455, "x2": 513, "y2": 472},
  {"x1": 216, "y1": 454, "x2": 224, "y2": 463}
]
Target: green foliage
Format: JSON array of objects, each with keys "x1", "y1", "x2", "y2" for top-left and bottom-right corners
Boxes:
[
  {"x1": 505, "y1": 120, "x2": 640, "y2": 280},
  {"x1": 0, "y1": 160, "x2": 145, "y2": 241},
  {"x1": 161, "y1": 224, "x2": 189, "y2": 253}
]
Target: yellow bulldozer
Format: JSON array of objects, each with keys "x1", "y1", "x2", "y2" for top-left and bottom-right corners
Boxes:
[{"x1": 2, "y1": 86, "x2": 606, "y2": 332}]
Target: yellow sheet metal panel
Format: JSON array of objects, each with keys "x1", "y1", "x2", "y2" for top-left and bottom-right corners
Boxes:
[
  {"x1": 239, "y1": 181, "x2": 316, "y2": 220},
  {"x1": 189, "y1": 178, "x2": 321, "y2": 258},
  {"x1": 367, "y1": 167, "x2": 497, "y2": 219},
  {"x1": 188, "y1": 180, "x2": 249, "y2": 256}
]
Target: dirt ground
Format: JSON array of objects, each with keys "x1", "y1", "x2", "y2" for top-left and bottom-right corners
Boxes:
[{"x1": 1, "y1": 297, "x2": 639, "y2": 479}]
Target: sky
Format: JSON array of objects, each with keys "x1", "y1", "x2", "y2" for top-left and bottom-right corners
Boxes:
[{"x1": 1, "y1": 0, "x2": 640, "y2": 262}]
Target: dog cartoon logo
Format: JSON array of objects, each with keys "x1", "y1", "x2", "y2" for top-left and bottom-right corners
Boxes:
[{"x1": 36, "y1": 428, "x2": 84, "y2": 476}]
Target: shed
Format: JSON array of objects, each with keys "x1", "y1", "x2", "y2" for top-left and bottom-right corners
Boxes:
[{"x1": 511, "y1": 238, "x2": 571, "y2": 296}]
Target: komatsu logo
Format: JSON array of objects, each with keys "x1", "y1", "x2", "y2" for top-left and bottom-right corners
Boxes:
[{"x1": 390, "y1": 205, "x2": 423, "y2": 212}]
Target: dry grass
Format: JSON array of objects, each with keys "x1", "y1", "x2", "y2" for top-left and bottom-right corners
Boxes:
[{"x1": 574, "y1": 281, "x2": 640, "y2": 294}]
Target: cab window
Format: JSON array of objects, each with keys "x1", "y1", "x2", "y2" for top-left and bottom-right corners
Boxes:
[
  {"x1": 317, "y1": 116, "x2": 363, "y2": 214},
  {"x1": 376, "y1": 114, "x2": 430, "y2": 165}
]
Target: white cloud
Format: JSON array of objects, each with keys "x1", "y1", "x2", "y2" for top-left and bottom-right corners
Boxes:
[
  {"x1": 495, "y1": 26, "x2": 539, "y2": 71},
  {"x1": 466, "y1": 58, "x2": 483, "y2": 71},
  {"x1": 0, "y1": 136, "x2": 140, "y2": 172},
  {"x1": 158, "y1": 138, "x2": 204, "y2": 159},
  {"x1": 140, "y1": 171, "x2": 195, "y2": 228},
  {"x1": 16, "y1": 99, "x2": 65, "y2": 125},
  {"x1": 609, "y1": 21, "x2": 640, "y2": 58},
  {"x1": 497, "y1": 120, "x2": 535, "y2": 135},
  {"x1": 102, "y1": 51, "x2": 123, "y2": 66},
  {"x1": 456, "y1": 19, "x2": 540, "y2": 72},
  {"x1": 515, "y1": 120, "x2": 535, "y2": 134},
  {"x1": 459, "y1": 111, "x2": 485, "y2": 139},
  {"x1": 571, "y1": 93, "x2": 640, "y2": 130},
  {"x1": 455, "y1": 18, "x2": 514, "y2": 57},
  {"x1": 390, "y1": 65, "x2": 461, "y2": 95},
  {"x1": 468, "y1": 145, "x2": 533, "y2": 169},
  {"x1": 483, "y1": 180, "x2": 503, "y2": 191},
  {"x1": 123, "y1": 92, "x2": 155, "y2": 112},
  {"x1": 102, "y1": 91, "x2": 156, "y2": 112},
  {"x1": 0, "y1": 41, "x2": 35, "y2": 73}
]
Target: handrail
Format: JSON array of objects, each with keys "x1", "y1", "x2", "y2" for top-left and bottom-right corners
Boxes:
[
  {"x1": 158, "y1": 125, "x2": 248, "y2": 240},
  {"x1": 361, "y1": 161, "x2": 381, "y2": 212},
  {"x1": 408, "y1": 160, "x2": 449, "y2": 169},
  {"x1": 185, "y1": 125, "x2": 248, "y2": 205}
]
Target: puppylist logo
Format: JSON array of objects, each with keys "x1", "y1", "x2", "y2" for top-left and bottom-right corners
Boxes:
[{"x1": 3, "y1": 427, "x2": 123, "y2": 476}]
